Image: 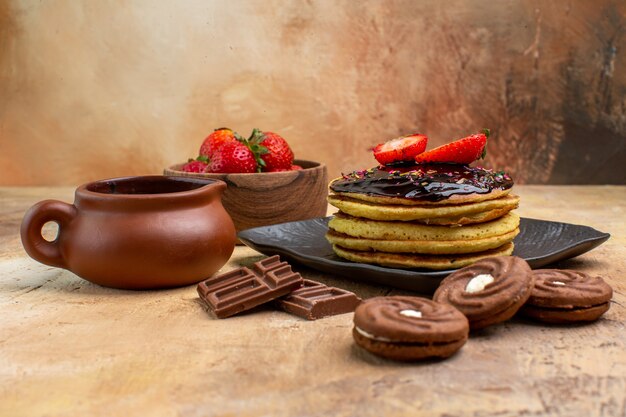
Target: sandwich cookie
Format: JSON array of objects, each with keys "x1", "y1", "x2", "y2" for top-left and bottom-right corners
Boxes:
[
  {"x1": 352, "y1": 296, "x2": 469, "y2": 361},
  {"x1": 433, "y1": 256, "x2": 534, "y2": 330},
  {"x1": 521, "y1": 269, "x2": 613, "y2": 324}
]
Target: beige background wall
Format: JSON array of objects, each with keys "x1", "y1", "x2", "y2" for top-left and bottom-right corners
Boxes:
[{"x1": 0, "y1": 0, "x2": 624, "y2": 186}]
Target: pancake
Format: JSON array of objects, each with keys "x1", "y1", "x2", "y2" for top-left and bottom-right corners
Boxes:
[
  {"x1": 328, "y1": 162, "x2": 518, "y2": 271},
  {"x1": 329, "y1": 163, "x2": 513, "y2": 206},
  {"x1": 332, "y1": 243, "x2": 515, "y2": 270},
  {"x1": 331, "y1": 188, "x2": 511, "y2": 206},
  {"x1": 327, "y1": 193, "x2": 519, "y2": 224},
  {"x1": 326, "y1": 228, "x2": 519, "y2": 255},
  {"x1": 328, "y1": 212, "x2": 520, "y2": 242}
]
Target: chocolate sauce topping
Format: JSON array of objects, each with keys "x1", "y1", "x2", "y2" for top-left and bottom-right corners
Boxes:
[{"x1": 330, "y1": 163, "x2": 514, "y2": 202}]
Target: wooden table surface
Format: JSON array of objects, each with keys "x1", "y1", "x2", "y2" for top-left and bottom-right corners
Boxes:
[{"x1": 1, "y1": 186, "x2": 625, "y2": 417}]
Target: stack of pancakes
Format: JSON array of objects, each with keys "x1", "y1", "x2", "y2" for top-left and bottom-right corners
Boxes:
[{"x1": 326, "y1": 164, "x2": 520, "y2": 270}]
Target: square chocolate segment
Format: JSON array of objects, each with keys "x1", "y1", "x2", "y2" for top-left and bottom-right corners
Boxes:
[
  {"x1": 253, "y1": 255, "x2": 287, "y2": 276},
  {"x1": 197, "y1": 258, "x2": 303, "y2": 319},
  {"x1": 276, "y1": 279, "x2": 362, "y2": 320}
]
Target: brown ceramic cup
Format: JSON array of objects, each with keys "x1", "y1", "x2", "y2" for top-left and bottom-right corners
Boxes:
[{"x1": 20, "y1": 176, "x2": 236, "y2": 290}]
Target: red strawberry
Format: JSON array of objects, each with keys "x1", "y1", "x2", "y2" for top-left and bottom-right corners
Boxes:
[
  {"x1": 181, "y1": 159, "x2": 208, "y2": 173},
  {"x1": 373, "y1": 133, "x2": 428, "y2": 165},
  {"x1": 199, "y1": 128, "x2": 240, "y2": 158},
  {"x1": 249, "y1": 128, "x2": 293, "y2": 172},
  {"x1": 414, "y1": 130, "x2": 489, "y2": 164},
  {"x1": 207, "y1": 141, "x2": 257, "y2": 173},
  {"x1": 268, "y1": 164, "x2": 303, "y2": 172}
]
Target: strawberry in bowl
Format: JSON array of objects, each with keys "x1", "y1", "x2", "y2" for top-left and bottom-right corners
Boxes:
[
  {"x1": 248, "y1": 128, "x2": 297, "y2": 172},
  {"x1": 182, "y1": 127, "x2": 303, "y2": 174},
  {"x1": 165, "y1": 127, "x2": 327, "y2": 232},
  {"x1": 199, "y1": 127, "x2": 241, "y2": 159}
]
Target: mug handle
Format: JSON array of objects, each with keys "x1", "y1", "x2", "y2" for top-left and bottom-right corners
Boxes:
[{"x1": 20, "y1": 200, "x2": 77, "y2": 269}]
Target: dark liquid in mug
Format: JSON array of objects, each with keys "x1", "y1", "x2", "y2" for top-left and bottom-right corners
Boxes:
[{"x1": 87, "y1": 177, "x2": 214, "y2": 195}]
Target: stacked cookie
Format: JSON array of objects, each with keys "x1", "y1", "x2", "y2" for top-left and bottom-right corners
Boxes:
[{"x1": 327, "y1": 164, "x2": 520, "y2": 270}]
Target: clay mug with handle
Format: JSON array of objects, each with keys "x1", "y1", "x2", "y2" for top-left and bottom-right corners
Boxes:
[{"x1": 20, "y1": 176, "x2": 236, "y2": 290}]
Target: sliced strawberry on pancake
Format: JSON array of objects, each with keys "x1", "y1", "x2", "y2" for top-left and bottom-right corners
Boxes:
[
  {"x1": 373, "y1": 133, "x2": 428, "y2": 165},
  {"x1": 415, "y1": 130, "x2": 488, "y2": 164}
]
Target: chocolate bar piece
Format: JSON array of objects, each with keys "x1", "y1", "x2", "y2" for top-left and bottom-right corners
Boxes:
[
  {"x1": 197, "y1": 255, "x2": 303, "y2": 318},
  {"x1": 276, "y1": 279, "x2": 362, "y2": 320}
]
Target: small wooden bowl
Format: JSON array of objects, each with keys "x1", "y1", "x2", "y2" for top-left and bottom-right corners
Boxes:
[{"x1": 164, "y1": 160, "x2": 328, "y2": 232}]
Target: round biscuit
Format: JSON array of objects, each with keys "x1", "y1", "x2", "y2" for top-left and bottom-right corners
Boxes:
[
  {"x1": 352, "y1": 296, "x2": 469, "y2": 361},
  {"x1": 521, "y1": 269, "x2": 613, "y2": 324},
  {"x1": 433, "y1": 256, "x2": 534, "y2": 330}
]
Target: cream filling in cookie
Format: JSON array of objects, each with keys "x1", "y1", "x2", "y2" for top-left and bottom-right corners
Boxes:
[
  {"x1": 354, "y1": 326, "x2": 393, "y2": 342},
  {"x1": 400, "y1": 309, "x2": 423, "y2": 318},
  {"x1": 465, "y1": 273, "x2": 495, "y2": 293}
]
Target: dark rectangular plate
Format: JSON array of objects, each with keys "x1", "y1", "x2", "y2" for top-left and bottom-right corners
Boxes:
[{"x1": 238, "y1": 217, "x2": 610, "y2": 294}]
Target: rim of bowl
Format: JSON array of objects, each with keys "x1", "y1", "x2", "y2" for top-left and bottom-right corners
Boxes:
[{"x1": 164, "y1": 159, "x2": 325, "y2": 177}]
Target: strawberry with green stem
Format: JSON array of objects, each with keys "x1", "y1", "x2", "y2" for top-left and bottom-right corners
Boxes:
[{"x1": 247, "y1": 128, "x2": 294, "y2": 172}]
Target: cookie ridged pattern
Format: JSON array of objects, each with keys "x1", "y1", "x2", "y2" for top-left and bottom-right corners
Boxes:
[
  {"x1": 354, "y1": 296, "x2": 469, "y2": 343},
  {"x1": 433, "y1": 256, "x2": 534, "y2": 323},
  {"x1": 528, "y1": 269, "x2": 613, "y2": 308}
]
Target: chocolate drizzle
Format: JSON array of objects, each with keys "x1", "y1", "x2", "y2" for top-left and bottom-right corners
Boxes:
[{"x1": 330, "y1": 163, "x2": 514, "y2": 202}]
